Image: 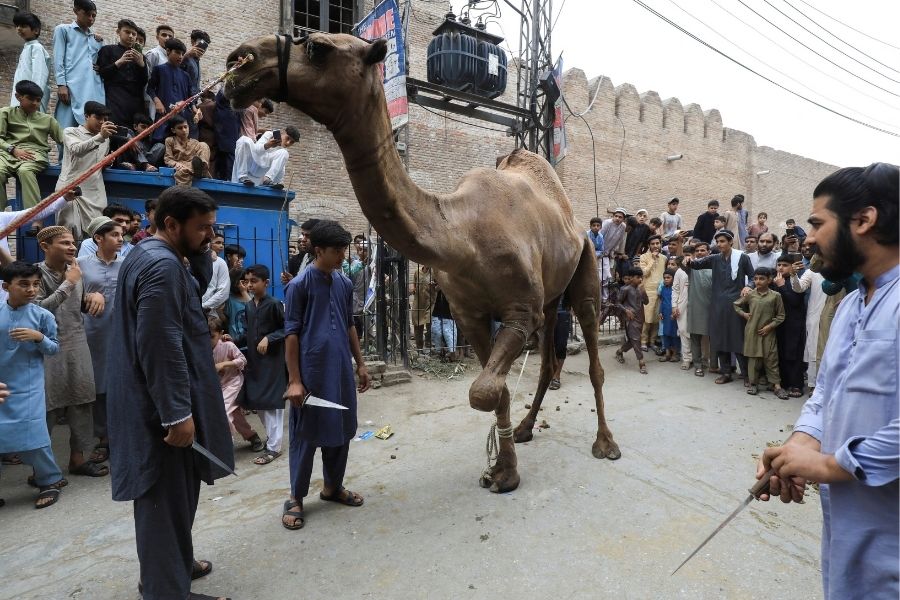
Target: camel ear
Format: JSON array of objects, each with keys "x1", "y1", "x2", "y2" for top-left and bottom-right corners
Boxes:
[
  {"x1": 307, "y1": 38, "x2": 336, "y2": 66},
  {"x1": 364, "y1": 39, "x2": 388, "y2": 65}
]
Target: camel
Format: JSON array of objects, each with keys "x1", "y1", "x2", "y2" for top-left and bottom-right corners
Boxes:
[{"x1": 224, "y1": 33, "x2": 620, "y2": 493}]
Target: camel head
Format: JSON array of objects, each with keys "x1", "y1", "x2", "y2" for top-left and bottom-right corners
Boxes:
[{"x1": 225, "y1": 32, "x2": 388, "y2": 129}]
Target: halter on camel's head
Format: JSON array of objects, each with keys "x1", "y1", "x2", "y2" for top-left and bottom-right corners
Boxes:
[{"x1": 225, "y1": 32, "x2": 389, "y2": 130}]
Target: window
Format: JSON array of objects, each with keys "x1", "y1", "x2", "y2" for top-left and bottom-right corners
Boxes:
[{"x1": 294, "y1": 0, "x2": 358, "y2": 35}]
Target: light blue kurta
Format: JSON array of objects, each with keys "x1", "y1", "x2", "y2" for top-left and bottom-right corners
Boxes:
[
  {"x1": 0, "y1": 302, "x2": 59, "y2": 453},
  {"x1": 11, "y1": 39, "x2": 51, "y2": 113},
  {"x1": 794, "y1": 264, "x2": 899, "y2": 599},
  {"x1": 78, "y1": 253, "x2": 123, "y2": 394},
  {"x1": 53, "y1": 22, "x2": 104, "y2": 127}
]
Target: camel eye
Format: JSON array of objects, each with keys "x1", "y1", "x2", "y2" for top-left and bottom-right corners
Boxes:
[{"x1": 307, "y1": 40, "x2": 333, "y2": 66}]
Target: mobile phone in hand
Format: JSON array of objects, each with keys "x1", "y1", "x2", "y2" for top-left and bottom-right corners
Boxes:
[{"x1": 273, "y1": 129, "x2": 282, "y2": 142}]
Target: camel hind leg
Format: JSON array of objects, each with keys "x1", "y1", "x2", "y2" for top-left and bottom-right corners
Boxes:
[
  {"x1": 568, "y1": 240, "x2": 621, "y2": 460},
  {"x1": 513, "y1": 301, "x2": 558, "y2": 443}
]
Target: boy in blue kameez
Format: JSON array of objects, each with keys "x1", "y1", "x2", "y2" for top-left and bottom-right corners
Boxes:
[
  {"x1": 147, "y1": 38, "x2": 196, "y2": 143},
  {"x1": 0, "y1": 261, "x2": 63, "y2": 509},
  {"x1": 53, "y1": 0, "x2": 104, "y2": 130},
  {"x1": 282, "y1": 220, "x2": 372, "y2": 530}
]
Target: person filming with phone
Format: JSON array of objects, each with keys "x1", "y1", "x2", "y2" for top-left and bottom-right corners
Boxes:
[{"x1": 231, "y1": 125, "x2": 300, "y2": 189}]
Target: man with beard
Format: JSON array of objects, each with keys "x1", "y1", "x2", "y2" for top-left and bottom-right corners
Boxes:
[
  {"x1": 757, "y1": 163, "x2": 898, "y2": 600},
  {"x1": 106, "y1": 186, "x2": 234, "y2": 600},
  {"x1": 684, "y1": 230, "x2": 754, "y2": 384},
  {"x1": 747, "y1": 232, "x2": 777, "y2": 271}
]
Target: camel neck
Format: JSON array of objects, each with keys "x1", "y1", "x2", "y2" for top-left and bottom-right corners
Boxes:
[{"x1": 331, "y1": 93, "x2": 447, "y2": 268}]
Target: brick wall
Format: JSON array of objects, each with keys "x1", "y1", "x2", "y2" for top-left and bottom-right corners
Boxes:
[{"x1": 0, "y1": 0, "x2": 838, "y2": 243}]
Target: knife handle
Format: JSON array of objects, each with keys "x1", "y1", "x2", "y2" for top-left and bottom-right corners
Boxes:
[{"x1": 749, "y1": 467, "x2": 776, "y2": 498}]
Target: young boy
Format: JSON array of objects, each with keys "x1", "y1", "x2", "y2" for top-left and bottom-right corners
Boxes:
[
  {"x1": 672, "y1": 253, "x2": 692, "y2": 369},
  {"x1": 129, "y1": 113, "x2": 164, "y2": 168},
  {"x1": 244, "y1": 265, "x2": 287, "y2": 464},
  {"x1": 282, "y1": 220, "x2": 372, "y2": 530},
  {"x1": 53, "y1": 0, "x2": 105, "y2": 130},
  {"x1": 747, "y1": 212, "x2": 768, "y2": 238},
  {"x1": 733, "y1": 267, "x2": 787, "y2": 399},
  {"x1": 0, "y1": 261, "x2": 64, "y2": 509},
  {"x1": 209, "y1": 315, "x2": 263, "y2": 452},
  {"x1": 130, "y1": 198, "x2": 157, "y2": 244},
  {"x1": 147, "y1": 38, "x2": 194, "y2": 143},
  {"x1": 96, "y1": 19, "x2": 147, "y2": 128},
  {"x1": 613, "y1": 267, "x2": 650, "y2": 374},
  {"x1": 773, "y1": 253, "x2": 808, "y2": 397},
  {"x1": 232, "y1": 126, "x2": 300, "y2": 188},
  {"x1": 224, "y1": 244, "x2": 246, "y2": 269},
  {"x1": 182, "y1": 30, "x2": 211, "y2": 96},
  {"x1": 36, "y1": 226, "x2": 107, "y2": 475},
  {"x1": 163, "y1": 115, "x2": 210, "y2": 186},
  {"x1": 55, "y1": 100, "x2": 116, "y2": 239},
  {"x1": 11, "y1": 12, "x2": 51, "y2": 113},
  {"x1": 77, "y1": 216, "x2": 124, "y2": 463},
  {"x1": 77, "y1": 203, "x2": 134, "y2": 258},
  {"x1": 657, "y1": 269, "x2": 679, "y2": 362},
  {"x1": 0, "y1": 80, "x2": 64, "y2": 212}
]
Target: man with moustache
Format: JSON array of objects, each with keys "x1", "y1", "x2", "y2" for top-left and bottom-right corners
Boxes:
[
  {"x1": 747, "y1": 232, "x2": 777, "y2": 271},
  {"x1": 106, "y1": 186, "x2": 233, "y2": 600},
  {"x1": 756, "y1": 163, "x2": 898, "y2": 600}
]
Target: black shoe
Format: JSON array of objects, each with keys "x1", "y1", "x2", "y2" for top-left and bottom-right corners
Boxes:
[
  {"x1": 191, "y1": 156, "x2": 205, "y2": 180},
  {"x1": 239, "y1": 176, "x2": 255, "y2": 186}
]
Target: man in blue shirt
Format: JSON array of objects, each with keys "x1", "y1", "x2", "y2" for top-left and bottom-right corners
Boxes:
[{"x1": 757, "y1": 163, "x2": 898, "y2": 600}]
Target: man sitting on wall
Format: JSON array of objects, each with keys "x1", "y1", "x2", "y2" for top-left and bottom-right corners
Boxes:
[{"x1": 231, "y1": 126, "x2": 299, "y2": 189}]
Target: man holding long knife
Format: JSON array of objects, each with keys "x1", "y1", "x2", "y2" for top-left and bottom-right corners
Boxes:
[
  {"x1": 756, "y1": 164, "x2": 898, "y2": 599},
  {"x1": 107, "y1": 186, "x2": 234, "y2": 600}
]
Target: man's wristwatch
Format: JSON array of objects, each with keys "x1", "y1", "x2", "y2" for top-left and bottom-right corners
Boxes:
[{"x1": 6, "y1": 145, "x2": 15, "y2": 155}]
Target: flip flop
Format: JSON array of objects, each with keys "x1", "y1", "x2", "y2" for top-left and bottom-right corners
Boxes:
[
  {"x1": 320, "y1": 488, "x2": 364, "y2": 507},
  {"x1": 248, "y1": 435, "x2": 265, "y2": 453},
  {"x1": 70, "y1": 461, "x2": 109, "y2": 477},
  {"x1": 35, "y1": 487, "x2": 60, "y2": 509},
  {"x1": 615, "y1": 352, "x2": 625, "y2": 364},
  {"x1": 746, "y1": 385, "x2": 758, "y2": 395},
  {"x1": 714, "y1": 375, "x2": 733, "y2": 384},
  {"x1": 192, "y1": 559, "x2": 213, "y2": 580},
  {"x1": 252, "y1": 450, "x2": 281, "y2": 465},
  {"x1": 89, "y1": 444, "x2": 109, "y2": 463},
  {"x1": 775, "y1": 388, "x2": 790, "y2": 400},
  {"x1": 282, "y1": 499, "x2": 305, "y2": 530},
  {"x1": 1, "y1": 454, "x2": 22, "y2": 466},
  {"x1": 548, "y1": 379, "x2": 561, "y2": 390},
  {"x1": 639, "y1": 364, "x2": 648, "y2": 375},
  {"x1": 27, "y1": 476, "x2": 67, "y2": 489}
]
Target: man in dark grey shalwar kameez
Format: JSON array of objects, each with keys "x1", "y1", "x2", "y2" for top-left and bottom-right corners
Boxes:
[
  {"x1": 686, "y1": 230, "x2": 754, "y2": 383},
  {"x1": 106, "y1": 186, "x2": 234, "y2": 600}
]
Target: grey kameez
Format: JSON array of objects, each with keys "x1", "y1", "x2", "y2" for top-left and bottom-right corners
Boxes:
[
  {"x1": 36, "y1": 262, "x2": 95, "y2": 410},
  {"x1": 686, "y1": 269, "x2": 712, "y2": 335}
]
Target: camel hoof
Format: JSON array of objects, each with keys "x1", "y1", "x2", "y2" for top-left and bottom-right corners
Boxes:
[
  {"x1": 479, "y1": 474, "x2": 493, "y2": 489},
  {"x1": 592, "y1": 439, "x2": 622, "y2": 460},
  {"x1": 489, "y1": 471, "x2": 520, "y2": 494},
  {"x1": 513, "y1": 424, "x2": 533, "y2": 443}
]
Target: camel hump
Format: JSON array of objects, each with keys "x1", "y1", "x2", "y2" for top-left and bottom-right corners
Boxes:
[
  {"x1": 492, "y1": 148, "x2": 572, "y2": 218},
  {"x1": 496, "y1": 147, "x2": 540, "y2": 171}
]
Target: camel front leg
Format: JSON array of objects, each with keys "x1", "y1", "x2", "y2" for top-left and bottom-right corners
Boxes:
[
  {"x1": 478, "y1": 384, "x2": 521, "y2": 493},
  {"x1": 469, "y1": 313, "x2": 541, "y2": 412}
]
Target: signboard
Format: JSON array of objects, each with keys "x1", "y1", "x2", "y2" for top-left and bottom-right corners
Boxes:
[
  {"x1": 354, "y1": 0, "x2": 408, "y2": 130},
  {"x1": 551, "y1": 56, "x2": 567, "y2": 165}
]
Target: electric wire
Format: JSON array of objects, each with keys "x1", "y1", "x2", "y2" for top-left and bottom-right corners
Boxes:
[
  {"x1": 760, "y1": 0, "x2": 900, "y2": 84},
  {"x1": 706, "y1": 0, "x2": 900, "y2": 113},
  {"x1": 734, "y1": 0, "x2": 900, "y2": 98},
  {"x1": 665, "y1": 0, "x2": 899, "y2": 131},
  {"x1": 793, "y1": 0, "x2": 900, "y2": 51},
  {"x1": 630, "y1": 0, "x2": 900, "y2": 137},
  {"x1": 776, "y1": 0, "x2": 900, "y2": 76}
]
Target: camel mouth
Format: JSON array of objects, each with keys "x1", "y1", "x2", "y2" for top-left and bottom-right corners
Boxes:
[{"x1": 224, "y1": 73, "x2": 263, "y2": 108}]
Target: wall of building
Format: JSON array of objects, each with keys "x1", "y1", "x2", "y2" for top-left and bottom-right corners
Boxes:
[{"x1": 0, "y1": 0, "x2": 838, "y2": 243}]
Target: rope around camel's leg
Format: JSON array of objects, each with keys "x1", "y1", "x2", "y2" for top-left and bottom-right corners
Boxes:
[{"x1": 483, "y1": 350, "x2": 530, "y2": 477}]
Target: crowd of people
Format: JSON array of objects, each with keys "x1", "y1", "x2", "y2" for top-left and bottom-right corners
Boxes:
[
  {"x1": 1, "y1": 0, "x2": 300, "y2": 237},
  {"x1": 583, "y1": 196, "x2": 849, "y2": 402}
]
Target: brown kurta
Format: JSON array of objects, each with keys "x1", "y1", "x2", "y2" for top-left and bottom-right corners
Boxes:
[
  {"x1": 639, "y1": 250, "x2": 666, "y2": 322},
  {"x1": 733, "y1": 288, "x2": 785, "y2": 358},
  {"x1": 164, "y1": 136, "x2": 210, "y2": 185},
  {"x1": 36, "y1": 262, "x2": 95, "y2": 409},
  {"x1": 410, "y1": 265, "x2": 434, "y2": 327}
]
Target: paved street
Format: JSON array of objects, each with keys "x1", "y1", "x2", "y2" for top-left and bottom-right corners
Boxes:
[{"x1": 0, "y1": 346, "x2": 823, "y2": 599}]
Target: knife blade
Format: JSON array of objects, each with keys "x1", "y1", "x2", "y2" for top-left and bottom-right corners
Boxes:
[
  {"x1": 671, "y1": 467, "x2": 775, "y2": 575},
  {"x1": 191, "y1": 440, "x2": 237, "y2": 477},
  {"x1": 304, "y1": 394, "x2": 348, "y2": 410}
]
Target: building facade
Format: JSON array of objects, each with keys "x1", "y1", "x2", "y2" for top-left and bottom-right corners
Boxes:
[{"x1": 0, "y1": 0, "x2": 838, "y2": 241}]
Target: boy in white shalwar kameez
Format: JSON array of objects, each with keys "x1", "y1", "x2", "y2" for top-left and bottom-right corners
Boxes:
[{"x1": 232, "y1": 126, "x2": 299, "y2": 188}]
